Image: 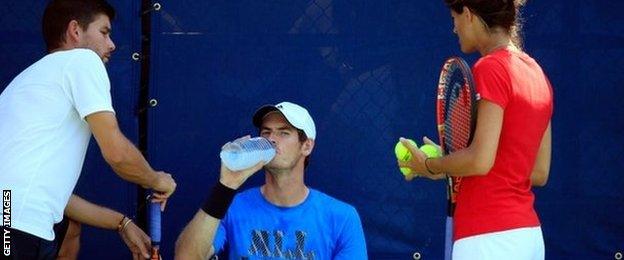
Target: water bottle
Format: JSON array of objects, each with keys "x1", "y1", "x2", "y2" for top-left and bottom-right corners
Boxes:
[{"x1": 220, "y1": 137, "x2": 276, "y2": 171}]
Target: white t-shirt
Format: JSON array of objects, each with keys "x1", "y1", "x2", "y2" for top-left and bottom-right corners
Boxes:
[{"x1": 0, "y1": 49, "x2": 114, "y2": 240}]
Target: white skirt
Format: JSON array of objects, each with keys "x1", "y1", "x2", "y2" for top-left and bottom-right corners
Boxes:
[{"x1": 452, "y1": 226, "x2": 544, "y2": 260}]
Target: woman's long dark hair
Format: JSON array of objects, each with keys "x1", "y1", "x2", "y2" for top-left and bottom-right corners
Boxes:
[{"x1": 444, "y1": 0, "x2": 526, "y2": 50}]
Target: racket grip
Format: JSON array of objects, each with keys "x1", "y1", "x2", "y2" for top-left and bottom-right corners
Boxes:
[{"x1": 149, "y1": 200, "x2": 161, "y2": 245}]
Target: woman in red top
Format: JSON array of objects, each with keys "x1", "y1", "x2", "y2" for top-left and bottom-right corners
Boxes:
[{"x1": 399, "y1": 0, "x2": 553, "y2": 259}]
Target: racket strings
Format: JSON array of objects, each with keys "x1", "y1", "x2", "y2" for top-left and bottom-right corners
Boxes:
[{"x1": 443, "y1": 81, "x2": 473, "y2": 153}]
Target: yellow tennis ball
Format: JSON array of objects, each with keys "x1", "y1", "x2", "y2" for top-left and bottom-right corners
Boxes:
[
  {"x1": 395, "y1": 139, "x2": 417, "y2": 175},
  {"x1": 419, "y1": 144, "x2": 442, "y2": 158},
  {"x1": 399, "y1": 167, "x2": 411, "y2": 175}
]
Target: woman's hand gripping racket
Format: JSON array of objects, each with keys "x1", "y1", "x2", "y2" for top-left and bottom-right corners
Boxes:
[{"x1": 436, "y1": 57, "x2": 478, "y2": 260}]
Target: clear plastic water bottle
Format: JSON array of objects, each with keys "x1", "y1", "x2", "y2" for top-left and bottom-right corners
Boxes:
[{"x1": 220, "y1": 137, "x2": 276, "y2": 171}]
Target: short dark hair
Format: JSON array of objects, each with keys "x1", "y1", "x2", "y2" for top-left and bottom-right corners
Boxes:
[
  {"x1": 42, "y1": 0, "x2": 115, "y2": 51},
  {"x1": 443, "y1": 0, "x2": 526, "y2": 49}
]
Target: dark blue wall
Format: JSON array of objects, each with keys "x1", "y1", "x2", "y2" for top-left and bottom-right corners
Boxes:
[{"x1": 1, "y1": 1, "x2": 622, "y2": 259}]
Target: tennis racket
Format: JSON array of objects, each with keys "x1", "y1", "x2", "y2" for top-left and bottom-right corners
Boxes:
[
  {"x1": 148, "y1": 195, "x2": 161, "y2": 260},
  {"x1": 436, "y1": 57, "x2": 478, "y2": 260}
]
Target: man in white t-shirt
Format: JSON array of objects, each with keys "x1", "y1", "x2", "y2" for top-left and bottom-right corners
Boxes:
[{"x1": 0, "y1": 0, "x2": 176, "y2": 259}]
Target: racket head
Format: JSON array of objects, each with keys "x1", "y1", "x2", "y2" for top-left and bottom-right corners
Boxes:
[{"x1": 436, "y1": 56, "x2": 478, "y2": 216}]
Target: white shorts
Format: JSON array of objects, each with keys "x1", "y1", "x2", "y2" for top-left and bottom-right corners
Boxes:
[{"x1": 452, "y1": 226, "x2": 544, "y2": 260}]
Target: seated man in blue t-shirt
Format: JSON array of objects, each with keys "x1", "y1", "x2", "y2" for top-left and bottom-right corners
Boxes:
[{"x1": 175, "y1": 101, "x2": 367, "y2": 260}]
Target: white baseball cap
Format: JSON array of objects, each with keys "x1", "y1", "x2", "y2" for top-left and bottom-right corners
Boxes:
[{"x1": 253, "y1": 101, "x2": 316, "y2": 140}]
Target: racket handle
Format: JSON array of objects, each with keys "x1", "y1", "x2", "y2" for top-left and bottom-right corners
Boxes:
[
  {"x1": 150, "y1": 247, "x2": 160, "y2": 260},
  {"x1": 444, "y1": 216, "x2": 453, "y2": 260},
  {"x1": 149, "y1": 199, "x2": 161, "y2": 259}
]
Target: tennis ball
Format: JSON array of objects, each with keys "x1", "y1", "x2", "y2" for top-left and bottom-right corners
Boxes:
[
  {"x1": 395, "y1": 139, "x2": 417, "y2": 175},
  {"x1": 419, "y1": 144, "x2": 442, "y2": 158}
]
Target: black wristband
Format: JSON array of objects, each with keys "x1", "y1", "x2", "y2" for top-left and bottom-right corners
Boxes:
[{"x1": 201, "y1": 181, "x2": 237, "y2": 219}]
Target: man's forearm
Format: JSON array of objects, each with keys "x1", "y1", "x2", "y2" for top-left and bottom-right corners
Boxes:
[
  {"x1": 64, "y1": 195, "x2": 125, "y2": 230},
  {"x1": 175, "y1": 211, "x2": 219, "y2": 260},
  {"x1": 176, "y1": 180, "x2": 240, "y2": 259},
  {"x1": 87, "y1": 112, "x2": 160, "y2": 189},
  {"x1": 107, "y1": 137, "x2": 159, "y2": 189}
]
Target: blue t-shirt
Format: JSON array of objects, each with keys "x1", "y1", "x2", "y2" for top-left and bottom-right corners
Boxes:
[{"x1": 214, "y1": 187, "x2": 367, "y2": 259}]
